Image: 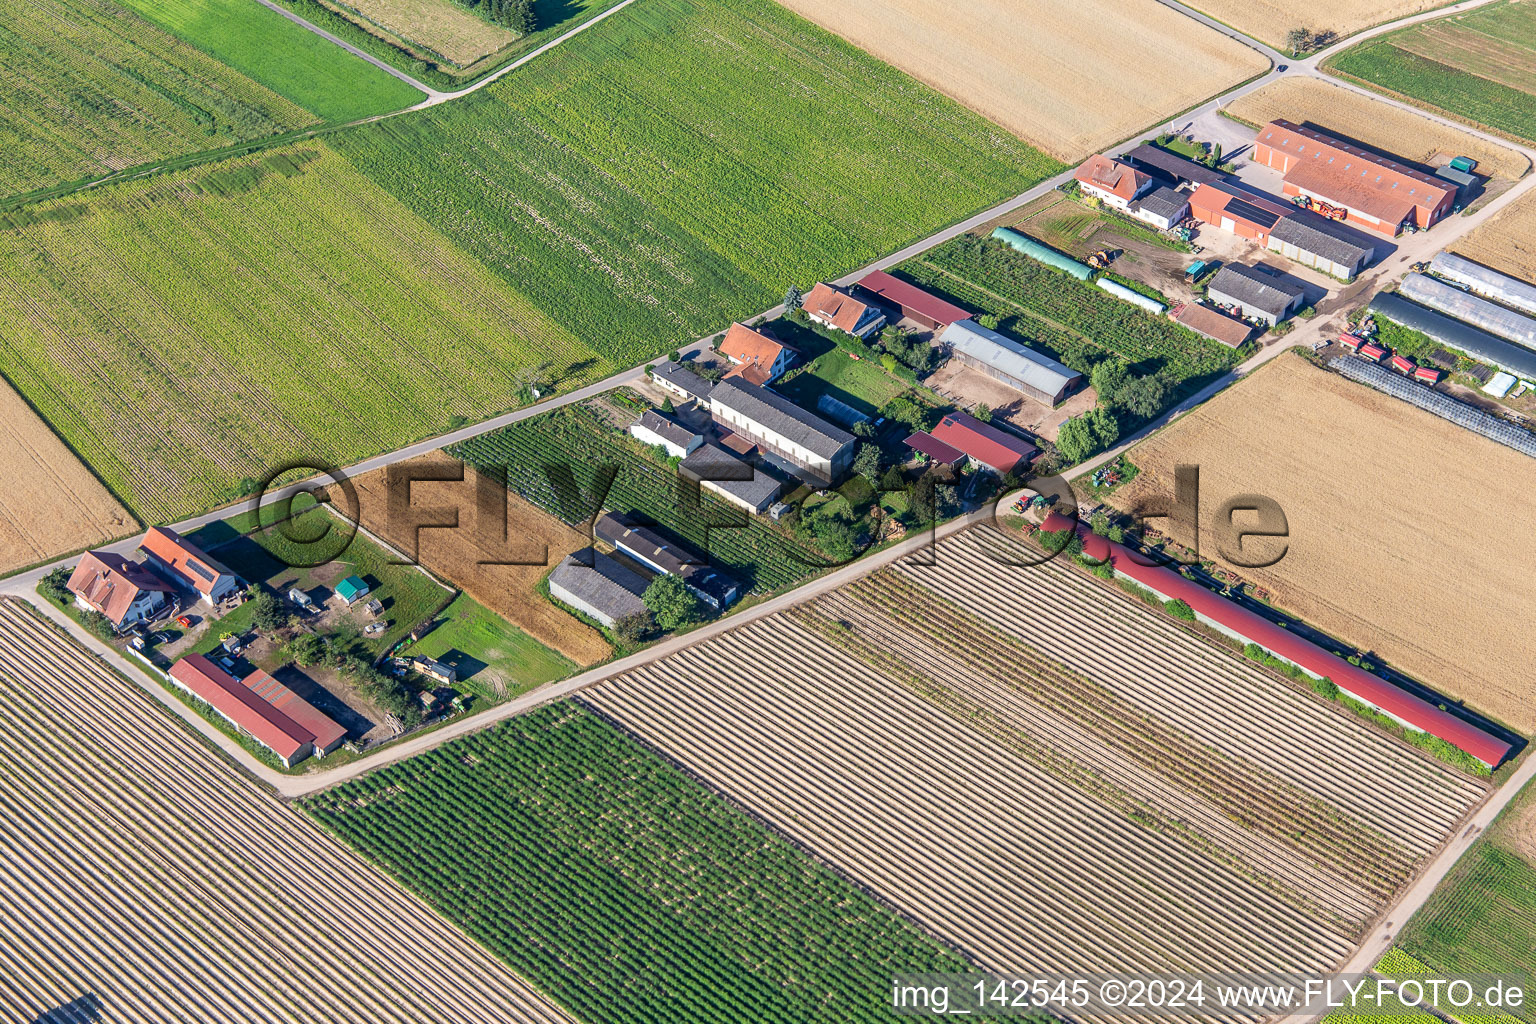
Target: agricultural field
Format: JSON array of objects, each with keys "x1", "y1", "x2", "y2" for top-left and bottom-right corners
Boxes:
[
  {"x1": 0, "y1": 0, "x2": 316, "y2": 197},
  {"x1": 115, "y1": 0, "x2": 423, "y2": 121},
  {"x1": 331, "y1": 0, "x2": 1060, "y2": 364},
  {"x1": 896, "y1": 234, "x2": 1243, "y2": 386},
  {"x1": 584, "y1": 523, "x2": 1484, "y2": 998},
  {"x1": 304, "y1": 701, "x2": 971, "y2": 1024},
  {"x1": 336, "y1": 451, "x2": 612, "y2": 666},
  {"x1": 771, "y1": 0, "x2": 1265, "y2": 160},
  {"x1": 1451, "y1": 186, "x2": 1536, "y2": 282},
  {"x1": 1328, "y1": 2, "x2": 1536, "y2": 146},
  {"x1": 0, "y1": 143, "x2": 601, "y2": 523},
  {"x1": 1227, "y1": 77, "x2": 1530, "y2": 179},
  {"x1": 0, "y1": 381, "x2": 133, "y2": 576},
  {"x1": 1108, "y1": 355, "x2": 1536, "y2": 733},
  {"x1": 0, "y1": 599, "x2": 571, "y2": 1023},
  {"x1": 405, "y1": 593, "x2": 574, "y2": 699},
  {"x1": 1189, "y1": 0, "x2": 1443, "y2": 50},
  {"x1": 449, "y1": 404, "x2": 826, "y2": 593},
  {"x1": 327, "y1": 0, "x2": 516, "y2": 68}
]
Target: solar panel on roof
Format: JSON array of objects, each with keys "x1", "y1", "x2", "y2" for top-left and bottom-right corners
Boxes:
[
  {"x1": 186, "y1": 560, "x2": 216, "y2": 583},
  {"x1": 1223, "y1": 198, "x2": 1281, "y2": 228}
]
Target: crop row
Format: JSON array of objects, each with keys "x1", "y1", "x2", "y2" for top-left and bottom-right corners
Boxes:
[
  {"x1": 304, "y1": 701, "x2": 971, "y2": 1024},
  {"x1": 448, "y1": 404, "x2": 820, "y2": 591}
]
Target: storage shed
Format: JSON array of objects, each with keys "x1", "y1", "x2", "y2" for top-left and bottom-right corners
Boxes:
[
  {"x1": 929, "y1": 412, "x2": 1038, "y2": 475},
  {"x1": 1205, "y1": 264, "x2": 1306, "y2": 325},
  {"x1": 547, "y1": 548, "x2": 650, "y2": 629},
  {"x1": 1128, "y1": 186, "x2": 1190, "y2": 230},
  {"x1": 854, "y1": 270, "x2": 971, "y2": 330},
  {"x1": 1121, "y1": 143, "x2": 1225, "y2": 188},
  {"x1": 939, "y1": 320, "x2": 1084, "y2": 405},
  {"x1": 1266, "y1": 211, "x2": 1377, "y2": 281},
  {"x1": 1175, "y1": 303, "x2": 1253, "y2": 348},
  {"x1": 1188, "y1": 183, "x2": 1292, "y2": 244},
  {"x1": 335, "y1": 576, "x2": 369, "y2": 605}
]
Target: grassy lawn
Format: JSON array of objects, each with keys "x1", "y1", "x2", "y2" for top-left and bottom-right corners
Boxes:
[
  {"x1": 404, "y1": 593, "x2": 573, "y2": 699},
  {"x1": 115, "y1": 0, "x2": 423, "y2": 120},
  {"x1": 769, "y1": 321, "x2": 909, "y2": 419}
]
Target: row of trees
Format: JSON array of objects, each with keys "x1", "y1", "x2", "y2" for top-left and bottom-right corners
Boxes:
[
  {"x1": 456, "y1": 0, "x2": 537, "y2": 32},
  {"x1": 1055, "y1": 357, "x2": 1174, "y2": 464}
]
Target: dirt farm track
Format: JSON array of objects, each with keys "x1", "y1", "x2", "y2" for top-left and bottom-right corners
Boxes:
[
  {"x1": 0, "y1": 599, "x2": 571, "y2": 1024},
  {"x1": 1111, "y1": 355, "x2": 1536, "y2": 733}
]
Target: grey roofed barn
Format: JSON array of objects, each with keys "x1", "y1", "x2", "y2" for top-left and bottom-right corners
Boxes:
[
  {"x1": 939, "y1": 320, "x2": 1082, "y2": 404},
  {"x1": 649, "y1": 360, "x2": 715, "y2": 403},
  {"x1": 1134, "y1": 186, "x2": 1188, "y2": 222},
  {"x1": 547, "y1": 547, "x2": 651, "y2": 628},
  {"x1": 632, "y1": 409, "x2": 698, "y2": 449},
  {"x1": 679, "y1": 443, "x2": 784, "y2": 513},
  {"x1": 708, "y1": 378, "x2": 854, "y2": 460},
  {"x1": 1206, "y1": 264, "x2": 1305, "y2": 319},
  {"x1": 594, "y1": 512, "x2": 740, "y2": 610},
  {"x1": 1120, "y1": 142, "x2": 1224, "y2": 187},
  {"x1": 1268, "y1": 213, "x2": 1375, "y2": 270}
]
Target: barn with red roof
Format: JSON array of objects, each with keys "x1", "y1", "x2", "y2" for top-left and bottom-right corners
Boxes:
[
  {"x1": 854, "y1": 271, "x2": 971, "y2": 331},
  {"x1": 930, "y1": 412, "x2": 1038, "y2": 475},
  {"x1": 168, "y1": 654, "x2": 347, "y2": 766}
]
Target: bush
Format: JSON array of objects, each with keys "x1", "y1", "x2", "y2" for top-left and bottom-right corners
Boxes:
[
  {"x1": 39, "y1": 567, "x2": 73, "y2": 605},
  {"x1": 644, "y1": 574, "x2": 704, "y2": 632},
  {"x1": 611, "y1": 611, "x2": 654, "y2": 647},
  {"x1": 79, "y1": 609, "x2": 116, "y2": 641},
  {"x1": 1164, "y1": 599, "x2": 1196, "y2": 621},
  {"x1": 973, "y1": 403, "x2": 992, "y2": 423}
]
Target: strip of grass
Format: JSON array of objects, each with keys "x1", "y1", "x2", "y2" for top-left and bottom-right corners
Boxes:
[
  {"x1": 403, "y1": 593, "x2": 573, "y2": 699},
  {"x1": 303, "y1": 701, "x2": 971, "y2": 1023},
  {"x1": 115, "y1": 0, "x2": 423, "y2": 120}
]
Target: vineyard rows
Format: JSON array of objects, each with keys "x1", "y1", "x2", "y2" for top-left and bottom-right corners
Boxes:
[
  {"x1": 0, "y1": 600, "x2": 569, "y2": 1023},
  {"x1": 449, "y1": 404, "x2": 821, "y2": 592},
  {"x1": 583, "y1": 526, "x2": 1483, "y2": 1022},
  {"x1": 304, "y1": 702, "x2": 970, "y2": 1024}
]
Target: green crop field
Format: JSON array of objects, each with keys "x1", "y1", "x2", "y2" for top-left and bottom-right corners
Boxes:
[
  {"x1": 0, "y1": 143, "x2": 602, "y2": 523},
  {"x1": 115, "y1": 0, "x2": 423, "y2": 122},
  {"x1": 304, "y1": 701, "x2": 970, "y2": 1024},
  {"x1": 449, "y1": 403, "x2": 825, "y2": 593},
  {"x1": 897, "y1": 235, "x2": 1244, "y2": 387},
  {"x1": 1329, "y1": 2, "x2": 1536, "y2": 144},
  {"x1": 0, "y1": 0, "x2": 317, "y2": 197},
  {"x1": 331, "y1": 0, "x2": 1059, "y2": 367},
  {"x1": 404, "y1": 593, "x2": 573, "y2": 699}
]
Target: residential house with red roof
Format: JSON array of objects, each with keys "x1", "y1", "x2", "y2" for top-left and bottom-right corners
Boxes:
[
  {"x1": 802, "y1": 282, "x2": 887, "y2": 339},
  {"x1": 140, "y1": 526, "x2": 242, "y2": 606},
  {"x1": 66, "y1": 551, "x2": 174, "y2": 631},
  {"x1": 1072, "y1": 154, "x2": 1153, "y2": 212},
  {"x1": 929, "y1": 411, "x2": 1038, "y2": 476},
  {"x1": 718, "y1": 322, "x2": 791, "y2": 386}
]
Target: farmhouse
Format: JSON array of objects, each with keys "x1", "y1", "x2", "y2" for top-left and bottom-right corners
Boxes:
[
  {"x1": 1370, "y1": 292, "x2": 1536, "y2": 381},
  {"x1": 1040, "y1": 511, "x2": 1513, "y2": 767},
  {"x1": 649, "y1": 360, "x2": 716, "y2": 405},
  {"x1": 548, "y1": 548, "x2": 650, "y2": 629},
  {"x1": 802, "y1": 283, "x2": 887, "y2": 339},
  {"x1": 1128, "y1": 186, "x2": 1190, "y2": 230},
  {"x1": 939, "y1": 320, "x2": 1083, "y2": 406},
  {"x1": 66, "y1": 551, "x2": 174, "y2": 631},
  {"x1": 1205, "y1": 264, "x2": 1306, "y2": 325},
  {"x1": 903, "y1": 431, "x2": 966, "y2": 469},
  {"x1": 139, "y1": 526, "x2": 241, "y2": 605},
  {"x1": 1188, "y1": 182, "x2": 1292, "y2": 244},
  {"x1": 629, "y1": 409, "x2": 703, "y2": 458},
  {"x1": 1266, "y1": 211, "x2": 1377, "y2": 281},
  {"x1": 1120, "y1": 143, "x2": 1224, "y2": 188},
  {"x1": 167, "y1": 654, "x2": 327, "y2": 767},
  {"x1": 709, "y1": 378, "x2": 855, "y2": 488},
  {"x1": 595, "y1": 512, "x2": 739, "y2": 612},
  {"x1": 719, "y1": 322, "x2": 792, "y2": 385},
  {"x1": 1072, "y1": 154, "x2": 1153, "y2": 211},
  {"x1": 930, "y1": 411, "x2": 1038, "y2": 475},
  {"x1": 1175, "y1": 302, "x2": 1253, "y2": 348},
  {"x1": 241, "y1": 668, "x2": 347, "y2": 757},
  {"x1": 854, "y1": 270, "x2": 970, "y2": 330},
  {"x1": 335, "y1": 575, "x2": 370, "y2": 605},
  {"x1": 1252, "y1": 120, "x2": 1455, "y2": 237},
  {"x1": 679, "y1": 442, "x2": 784, "y2": 514}
]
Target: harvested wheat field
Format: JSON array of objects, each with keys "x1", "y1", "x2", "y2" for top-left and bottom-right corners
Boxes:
[
  {"x1": 341, "y1": 0, "x2": 516, "y2": 67},
  {"x1": 772, "y1": 0, "x2": 1266, "y2": 160},
  {"x1": 1452, "y1": 187, "x2": 1536, "y2": 282},
  {"x1": 1189, "y1": 0, "x2": 1441, "y2": 50},
  {"x1": 0, "y1": 599, "x2": 571, "y2": 1024},
  {"x1": 585, "y1": 525, "x2": 1483, "y2": 1007},
  {"x1": 0, "y1": 381, "x2": 133, "y2": 574},
  {"x1": 338, "y1": 452, "x2": 610, "y2": 666},
  {"x1": 1226, "y1": 78, "x2": 1530, "y2": 179},
  {"x1": 1110, "y1": 355, "x2": 1536, "y2": 731}
]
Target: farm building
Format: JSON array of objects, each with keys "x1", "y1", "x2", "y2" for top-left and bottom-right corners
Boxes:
[
  {"x1": 139, "y1": 526, "x2": 242, "y2": 605},
  {"x1": 168, "y1": 654, "x2": 331, "y2": 767},
  {"x1": 1188, "y1": 182, "x2": 1292, "y2": 244},
  {"x1": 1252, "y1": 120, "x2": 1455, "y2": 237},
  {"x1": 335, "y1": 575, "x2": 370, "y2": 605},
  {"x1": 66, "y1": 551, "x2": 174, "y2": 631},
  {"x1": 853, "y1": 270, "x2": 970, "y2": 330},
  {"x1": 678, "y1": 442, "x2": 784, "y2": 514},
  {"x1": 1205, "y1": 264, "x2": 1306, "y2": 325},
  {"x1": 930, "y1": 411, "x2": 1038, "y2": 476},
  {"x1": 1430, "y1": 252, "x2": 1536, "y2": 317},
  {"x1": 1370, "y1": 292, "x2": 1536, "y2": 381},
  {"x1": 404, "y1": 655, "x2": 457, "y2": 687},
  {"x1": 241, "y1": 668, "x2": 346, "y2": 757},
  {"x1": 991, "y1": 227, "x2": 1093, "y2": 280},
  {"x1": 1174, "y1": 303, "x2": 1253, "y2": 348},
  {"x1": 939, "y1": 320, "x2": 1083, "y2": 405},
  {"x1": 1435, "y1": 165, "x2": 1478, "y2": 204},
  {"x1": 1128, "y1": 186, "x2": 1190, "y2": 230},
  {"x1": 1040, "y1": 512, "x2": 1512, "y2": 767},
  {"x1": 1400, "y1": 273, "x2": 1536, "y2": 349},
  {"x1": 802, "y1": 283, "x2": 887, "y2": 339},
  {"x1": 629, "y1": 409, "x2": 703, "y2": 458},
  {"x1": 903, "y1": 431, "x2": 966, "y2": 469},
  {"x1": 718, "y1": 322, "x2": 791, "y2": 386},
  {"x1": 548, "y1": 548, "x2": 651, "y2": 629},
  {"x1": 1072, "y1": 154, "x2": 1153, "y2": 211},
  {"x1": 709, "y1": 378, "x2": 855, "y2": 488},
  {"x1": 1120, "y1": 143, "x2": 1224, "y2": 188},
  {"x1": 1266, "y1": 211, "x2": 1377, "y2": 281},
  {"x1": 595, "y1": 512, "x2": 739, "y2": 612},
  {"x1": 649, "y1": 360, "x2": 716, "y2": 405}
]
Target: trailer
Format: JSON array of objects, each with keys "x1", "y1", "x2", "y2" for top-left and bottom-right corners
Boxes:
[
  {"x1": 1358, "y1": 342, "x2": 1387, "y2": 361},
  {"x1": 1338, "y1": 332, "x2": 1364, "y2": 351},
  {"x1": 1413, "y1": 365, "x2": 1442, "y2": 384},
  {"x1": 1390, "y1": 354, "x2": 1416, "y2": 374}
]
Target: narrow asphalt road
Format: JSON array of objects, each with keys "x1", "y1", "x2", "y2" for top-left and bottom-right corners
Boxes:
[{"x1": 251, "y1": 0, "x2": 445, "y2": 98}]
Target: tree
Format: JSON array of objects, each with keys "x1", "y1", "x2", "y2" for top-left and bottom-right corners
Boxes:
[
  {"x1": 1207, "y1": 142, "x2": 1223, "y2": 169},
  {"x1": 977, "y1": 313, "x2": 1001, "y2": 331},
  {"x1": 812, "y1": 510, "x2": 859, "y2": 561},
  {"x1": 1091, "y1": 359, "x2": 1130, "y2": 406},
  {"x1": 286, "y1": 633, "x2": 329, "y2": 668},
  {"x1": 660, "y1": 397, "x2": 675, "y2": 414},
  {"x1": 881, "y1": 353, "x2": 899, "y2": 373},
  {"x1": 972, "y1": 403, "x2": 992, "y2": 423},
  {"x1": 250, "y1": 587, "x2": 291, "y2": 632},
  {"x1": 853, "y1": 441, "x2": 881, "y2": 481},
  {"x1": 611, "y1": 611, "x2": 654, "y2": 647},
  {"x1": 783, "y1": 284, "x2": 803, "y2": 311},
  {"x1": 852, "y1": 419, "x2": 875, "y2": 440},
  {"x1": 1089, "y1": 405, "x2": 1120, "y2": 447},
  {"x1": 643, "y1": 574, "x2": 703, "y2": 632},
  {"x1": 1115, "y1": 374, "x2": 1167, "y2": 419},
  {"x1": 79, "y1": 610, "x2": 115, "y2": 642},
  {"x1": 39, "y1": 567, "x2": 72, "y2": 605},
  {"x1": 1056, "y1": 408, "x2": 1115, "y2": 464},
  {"x1": 1285, "y1": 26, "x2": 1311, "y2": 53}
]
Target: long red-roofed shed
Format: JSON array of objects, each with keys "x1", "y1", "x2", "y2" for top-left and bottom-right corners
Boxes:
[
  {"x1": 855, "y1": 271, "x2": 971, "y2": 330},
  {"x1": 169, "y1": 654, "x2": 315, "y2": 766},
  {"x1": 1040, "y1": 511, "x2": 1512, "y2": 767}
]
